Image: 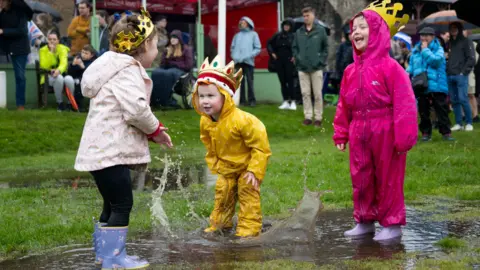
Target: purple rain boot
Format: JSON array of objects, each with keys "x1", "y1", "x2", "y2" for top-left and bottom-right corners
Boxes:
[
  {"x1": 344, "y1": 223, "x2": 375, "y2": 237},
  {"x1": 94, "y1": 221, "x2": 140, "y2": 266},
  {"x1": 373, "y1": 225, "x2": 402, "y2": 241},
  {"x1": 98, "y1": 226, "x2": 149, "y2": 270}
]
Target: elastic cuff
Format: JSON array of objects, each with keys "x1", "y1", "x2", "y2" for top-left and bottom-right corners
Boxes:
[{"x1": 147, "y1": 122, "x2": 164, "y2": 138}]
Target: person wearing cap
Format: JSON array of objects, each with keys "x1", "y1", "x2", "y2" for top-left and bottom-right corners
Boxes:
[
  {"x1": 447, "y1": 22, "x2": 475, "y2": 131},
  {"x1": 407, "y1": 27, "x2": 454, "y2": 142}
]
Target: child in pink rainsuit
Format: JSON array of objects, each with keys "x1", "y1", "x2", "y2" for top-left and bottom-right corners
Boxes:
[{"x1": 333, "y1": 9, "x2": 418, "y2": 241}]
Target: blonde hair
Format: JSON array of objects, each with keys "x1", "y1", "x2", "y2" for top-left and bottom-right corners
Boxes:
[
  {"x1": 109, "y1": 13, "x2": 157, "y2": 56},
  {"x1": 166, "y1": 43, "x2": 183, "y2": 58}
]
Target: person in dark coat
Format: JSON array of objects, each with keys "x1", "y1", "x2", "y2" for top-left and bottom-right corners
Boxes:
[
  {"x1": 447, "y1": 22, "x2": 475, "y2": 131},
  {"x1": 0, "y1": 0, "x2": 33, "y2": 110},
  {"x1": 268, "y1": 18, "x2": 296, "y2": 110},
  {"x1": 69, "y1": 44, "x2": 97, "y2": 111}
]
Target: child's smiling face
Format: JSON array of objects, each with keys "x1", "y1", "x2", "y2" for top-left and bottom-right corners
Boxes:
[
  {"x1": 197, "y1": 83, "x2": 225, "y2": 120},
  {"x1": 352, "y1": 15, "x2": 369, "y2": 53}
]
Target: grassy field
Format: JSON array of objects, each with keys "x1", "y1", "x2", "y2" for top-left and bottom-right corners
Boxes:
[{"x1": 1, "y1": 106, "x2": 480, "y2": 263}]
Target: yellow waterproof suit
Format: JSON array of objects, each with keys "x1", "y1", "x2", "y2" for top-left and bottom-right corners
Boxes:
[{"x1": 193, "y1": 86, "x2": 271, "y2": 237}]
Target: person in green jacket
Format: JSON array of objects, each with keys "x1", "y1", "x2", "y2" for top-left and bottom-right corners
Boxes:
[
  {"x1": 293, "y1": 6, "x2": 328, "y2": 127},
  {"x1": 39, "y1": 31, "x2": 75, "y2": 111}
]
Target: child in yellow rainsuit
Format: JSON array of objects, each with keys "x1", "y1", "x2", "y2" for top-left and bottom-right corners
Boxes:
[{"x1": 192, "y1": 56, "x2": 272, "y2": 238}]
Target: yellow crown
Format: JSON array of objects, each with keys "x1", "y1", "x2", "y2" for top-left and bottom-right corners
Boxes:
[
  {"x1": 114, "y1": 8, "x2": 155, "y2": 53},
  {"x1": 364, "y1": 0, "x2": 409, "y2": 37},
  {"x1": 198, "y1": 56, "x2": 243, "y2": 93}
]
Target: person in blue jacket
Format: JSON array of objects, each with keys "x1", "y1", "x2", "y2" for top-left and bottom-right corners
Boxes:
[
  {"x1": 231, "y1": 16, "x2": 261, "y2": 107},
  {"x1": 407, "y1": 27, "x2": 454, "y2": 141}
]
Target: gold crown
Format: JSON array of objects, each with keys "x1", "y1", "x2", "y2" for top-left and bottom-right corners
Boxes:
[
  {"x1": 198, "y1": 56, "x2": 243, "y2": 92},
  {"x1": 364, "y1": 0, "x2": 409, "y2": 37},
  {"x1": 114, "y1": 8, "x2": 155, "y2": 53}
]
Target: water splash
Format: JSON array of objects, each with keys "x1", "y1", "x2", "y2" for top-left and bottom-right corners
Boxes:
[
  {"x1": 151, "y1": 154, "x2": 174, "y2": 237},
  {"x1": 174, "y1": 162, "x2": 208, "y2": 228}
]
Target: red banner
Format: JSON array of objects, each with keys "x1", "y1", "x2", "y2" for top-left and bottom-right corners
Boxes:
[
  {"x1": 202, "y1": 2, "x2": 278, "y2": 69},
  {"x1": 96, "y1": 0, "x2": 275, "y2": 15}
]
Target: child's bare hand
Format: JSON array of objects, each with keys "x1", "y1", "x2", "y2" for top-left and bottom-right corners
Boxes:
[
  {"x1": 152, "y1": 127, "x2": 173, "y2": 148},
  {"x1": 336, "y1": 143, "x2": 346, "y2": 152},
  {"x1": 244, "y1": 172, "x2": 260, "y2": 191}
]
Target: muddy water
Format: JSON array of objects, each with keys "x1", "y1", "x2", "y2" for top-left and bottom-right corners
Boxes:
[{"x1": 2, "y1": 206, "x2": 479, "y2": 269}]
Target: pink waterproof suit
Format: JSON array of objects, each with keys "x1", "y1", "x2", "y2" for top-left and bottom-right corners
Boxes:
[{"x1": 333, "y1": 10, "x2": 418, "y2": 227}]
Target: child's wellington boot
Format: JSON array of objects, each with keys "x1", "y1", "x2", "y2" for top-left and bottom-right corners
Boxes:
[
  {"x1": 344, "y1": 223, "x2": 375, "y2": 237},
  {"x1": 94, "y1": 221, "x2": 139, "y2": 265},
  {"x1": 373, "y1": 225, "x2": 402, "y2": 241},
  {"x1": 98, "y1": 226, "x2": 149, "y2": 270},
  {"x1": 93, "y1": 221, "x2": 107, "y2": 265}
]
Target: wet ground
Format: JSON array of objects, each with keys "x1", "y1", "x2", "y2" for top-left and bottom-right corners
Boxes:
[{"x1": 2, "y1": 206, "x2": 479, "y2": 269}]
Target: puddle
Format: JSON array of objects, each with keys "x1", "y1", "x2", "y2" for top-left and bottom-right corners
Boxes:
[
  {"x1": 2, "y1": 206, "x2": 479, "y2": 269},
  {"x1": 0, "y1": 165, "x2": 214, "y2": 192}
]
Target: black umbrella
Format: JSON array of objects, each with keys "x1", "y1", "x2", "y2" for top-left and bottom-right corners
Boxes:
[
  {"x1": 453, "y1": 0, "x2": 480, "y2": 27},
  {"x1": 292, "y1": 17, "x2": 331, "y2": 36},
  {"x1": 25, "y1": 1, "x2": 62, "y2": 22},
  {"x1": 10, "y1": 0, "x2": 34, "y2": 20}
]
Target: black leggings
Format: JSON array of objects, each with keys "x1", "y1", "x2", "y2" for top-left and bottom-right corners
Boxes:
[{"x1": 91, "y1": 165, "x2": 133, "y2": 227}]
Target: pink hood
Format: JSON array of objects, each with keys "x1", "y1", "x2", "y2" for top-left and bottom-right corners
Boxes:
[{"x1": 350, "y1": 10, "x2": 391, "y2": 66}]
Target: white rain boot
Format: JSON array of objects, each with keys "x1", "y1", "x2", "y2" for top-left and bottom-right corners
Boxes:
[
  {"x1": 279, "y1": 101, "x2": 290, "y2": 110},
  {"x1": 289, "y1": 101, "x2": 297, "y2": 111},
  {"x1": 344, "y1": 223, "x2": 375, "y2": 237},
  {"x1": 451, "y1": 124, "x2": 463, "y2": 131},
  {"x1": 373, "y1": 225, "x2": 402, "y2": 241}
]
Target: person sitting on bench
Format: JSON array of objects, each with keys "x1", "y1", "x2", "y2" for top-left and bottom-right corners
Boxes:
[
  {"x1": 151, "y1": 30, "x2": 193, "y2": 107},
  {"x1": 69, "y1": 44, "x2": 97, "y2": 111},
  {"x1": 39, "y1": 31, "x2": 75, "y2": 111}
]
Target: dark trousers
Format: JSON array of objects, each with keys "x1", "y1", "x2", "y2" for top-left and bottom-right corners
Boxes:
[
  {"x1": 418, "y1": 92, "x2": 451, "y2": 136},
  {"x1": 237, "y1": 63, "x2": 255, "y2": 104},
  {"x1": 91, "y1": 165, "x2": 134, "y2": 227},
  {"x1": 276, "y1": 57, "x2": 295, "y2": 101},
  {"x1": 151, "y1": 67, "x2": 185, "y2": 106},
  {"x1": 11, "y1": 54, "x2": 28, "y2": 107}
]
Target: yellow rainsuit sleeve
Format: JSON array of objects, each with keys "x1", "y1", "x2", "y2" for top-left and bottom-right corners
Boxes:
[
  {"x1": 239, "y1": 115, "x2": 271, "y2": 181},
  {"x1": 200, "y1": 116, "x2": 217, "y2": 170}
]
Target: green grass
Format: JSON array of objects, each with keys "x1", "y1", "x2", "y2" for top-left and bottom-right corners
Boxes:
[
  {"x1": 1, "y1": 106, "x2": 480, "y2": 261},
  {"x1": 435, "y1": 237, "x2": 468, "y2": 250}
]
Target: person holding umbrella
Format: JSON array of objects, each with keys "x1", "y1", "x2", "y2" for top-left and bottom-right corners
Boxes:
[
  {"x1": 447, "y1": 22, "x2": 475, "y2": 131},
  {"x1": 0, "y1": 0, "x2": 33, "y2": 110}
]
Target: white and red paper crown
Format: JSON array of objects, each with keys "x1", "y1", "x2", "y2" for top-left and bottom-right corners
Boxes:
[{"x1": 195, "y1": 56, "x2": 243, "y2": 96}]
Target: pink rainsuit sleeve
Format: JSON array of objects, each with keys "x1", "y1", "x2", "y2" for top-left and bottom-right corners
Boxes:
[
  {"x1": 333, "y1": 76, "x2": 351, "y2": 145},
  {"x1": 388, "y1": 63, "x2": 418, "y2": 153}
]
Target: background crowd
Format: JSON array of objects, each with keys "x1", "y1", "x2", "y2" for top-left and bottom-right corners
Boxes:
[{"x1": 1, "y1": 0, "x2": 479, "y2": 137}]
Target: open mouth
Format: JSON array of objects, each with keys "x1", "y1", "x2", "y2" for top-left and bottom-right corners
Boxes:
[{"x1": 354, "y1": 36, "x2": 364, "y2": 42}]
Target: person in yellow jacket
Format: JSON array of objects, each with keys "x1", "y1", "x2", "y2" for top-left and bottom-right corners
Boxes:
[
  {"x1": 67, "y1": 0, "x2": 91, "y2": 56},
  {"x1": 39, "y1": 31, "x2": 75, "y2": 111},
  {"x1": 192, "y1": 55, "x2": 272, "y2": 238}
]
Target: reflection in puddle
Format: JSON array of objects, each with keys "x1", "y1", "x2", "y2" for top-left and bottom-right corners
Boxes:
[{"x1": 2, "y1": 206, "x2": 479, "y2": 269}]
